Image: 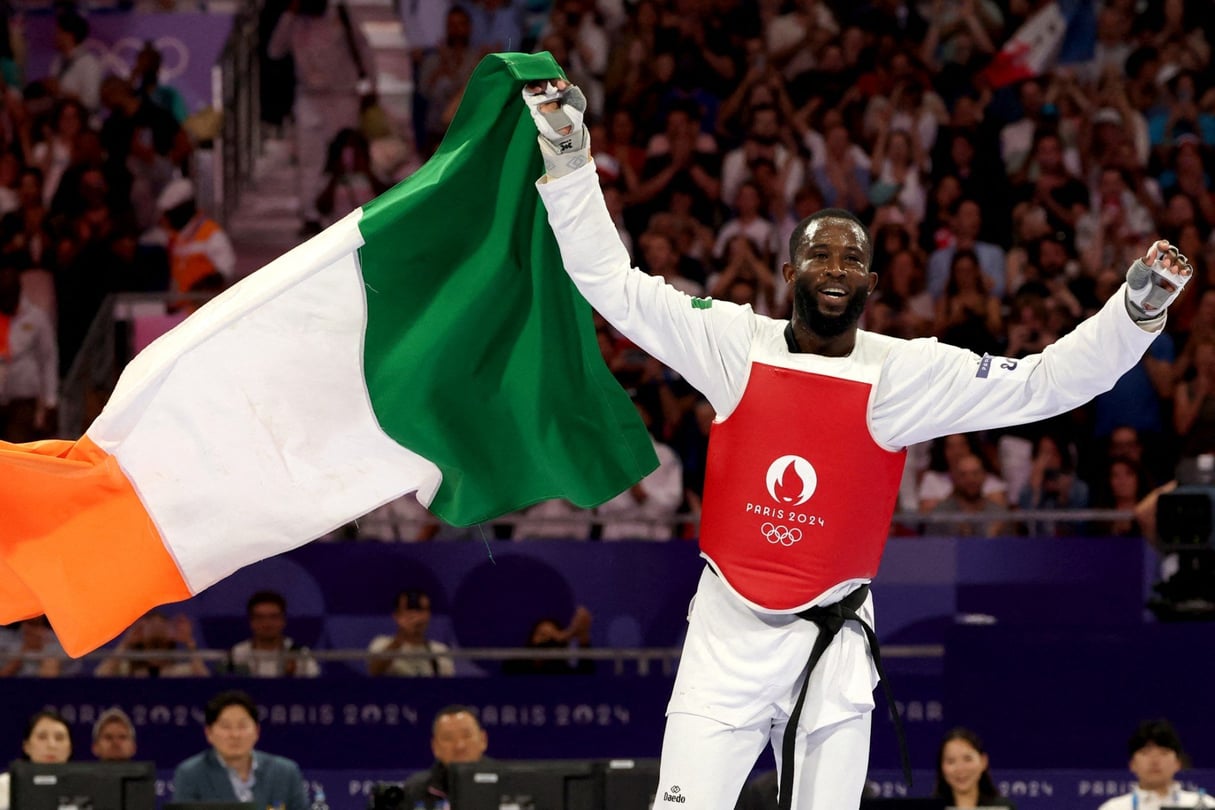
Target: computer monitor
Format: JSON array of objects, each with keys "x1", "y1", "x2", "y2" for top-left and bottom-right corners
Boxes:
[
  {"x1": 447, "y1": 760, "x2": 598, "y2": 810},
  {"x1": 859, "y1": 800, "x2": 948, "y2": 810},
  {"x1": 8, "y1": 760, "x2": 156, "y2": 810},
  {"x1": 164, "y1": 803, "x2": 259, "y2": 810},
  {"x1": 598, "y1": 759, "x2": 658, "y2": 810}
]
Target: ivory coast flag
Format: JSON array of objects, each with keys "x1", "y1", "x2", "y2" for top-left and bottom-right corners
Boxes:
[{"x1": 0, "y1": 51, "x2": 657, "y2": 657}]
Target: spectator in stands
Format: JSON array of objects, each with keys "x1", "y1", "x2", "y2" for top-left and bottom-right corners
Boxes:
[
  {"x1": 0, "y1": 618, "x2": 65, "y2": 677},
  {"x1": 229, "y1": 590, "x2": 320, "y2": 677},
  {"x1": 1003, "y1": 295, "x2": 1057, "y2": 360},
  {"x1": 1097, "y1": 719, "x2": 1213, "y2": 810},
  {"x1": 917, "y1": 433, "x2": 1007, "y2": 514},
  {"x1": 0, "y1": 261, "x2": 58, "y2": 442},
  {"x1": 632, "y1": 101, "x2": 720, "y2": 229},
  {"x1": 869, "y1": 106, "x2": 929, "y2": 229},
  {"x1": 511, "y1": 498, "x2": 590, "y2": 539},
  {"x1": 1017, "y1": 434, "x2": 1090, "y2": 536},
  {"x1": 173, "y1": 690, "x2": 307, "y2": 810},
  {"x1": 465, "y1": 0, "x2": 525, "y2": 54},
  {"x1": 640, "y1": 229, "x2": 704, "y2": 297},
  {"x1": 157, "y1": 177, "x2": 236, "y2": 296},
  {"x1": 1173, "y1": 335, "x2": 1215, "y2": 460},
  {"x1": 537, "y1": 0, "x2": 609, "y2": 118},
  {"x1": 132, "y1": 42, "x2": 188, "y2": 124},
  {"x1": 47, "y1": 9, "x2": 101, "y2": 114},
  {"x1": 98, "y1": 76, "x2": 191, "y2": 232},
  {"x1": 268, "y1": 0, "x2": 374, "y2": 236},
  {"x1": 95, "y1": 610, "x2": 209, "y2": 677},
  {"x1": 596, "y1": 397, "x2": 684, "y2": 540},
  {"x1": 502, "y1": 606, "x2": 595, "y2": 675},
  {"x1": 315, "y1": 128, "x2": 388, "y2": 227},
  {"x1": 713, "y1": 181, "x2": 776, "y2": 262},
  {"x1": 1090, "y1": 456, "x2": 1150, "y2": 538},
  {"x1": 1000, "y1": 78, "x2": 1050, "y2": 180},
  {"x1": 415, "y1": 6, "x2": 479, "y2": 158},
  {"x1": 720, "y1": 101, "x2": 804, "y2": 212},
  {"x1": 1091, "y1": 327, "x2": 1176, "y2": 487},
  {"x1": 367, "y1": 589, "x2": 455, "y2": 677},
  {"x1": 811, "y1": 121, "x2": 870, "y2": 213},
  {"x1": 926, "y1": 199, "x2": 1006, "y2": 300},
  {"x1": 31, "y1": 98, "x2": 87, "y2": 207},
  {"x1": 91, "y1": 708, "x2": 136, "y2": 762},
  {"x1": 928, "y1": 454, "x2": 1009, "y2": 538},
  {"x1": 0, "y1": 710, "x2": 73, "y2": 810},
  {"x1": 866, "y1": 248, "x2": 935, "y2": 340},
  {"x1": 707, "y1": 234, "x2": 779, "y2": 316},
  {"x1": 1013, "y1": 130, "x2": 1089, "y2": 248},
  {"x1": 933, "y1": 727, "x2": 1016, "y2": 809},
  {"x1": 400, "y1": 705, "x2": 489, "y2": 810},
  {"x1": 933, "y1": 248, "x2": 1004, "y2": 357}
]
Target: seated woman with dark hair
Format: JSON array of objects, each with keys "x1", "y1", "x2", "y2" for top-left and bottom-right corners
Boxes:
[
  {"x1": 0, "y1": 710, "x2": 73, "y2": 810},
  {"x1": 934, "y1": 727, "x2": 1016, "y2": 810}
]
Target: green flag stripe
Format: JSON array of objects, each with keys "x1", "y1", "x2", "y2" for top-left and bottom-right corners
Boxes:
[{"x1": 357, "y1": 52, "x2": 657, "y2": 526}]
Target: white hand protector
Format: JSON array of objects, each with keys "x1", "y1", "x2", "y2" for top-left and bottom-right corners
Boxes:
[
  {"x1": 523, "y1": 80, "x2": 591, "y2": 179},
  {"x1": 1125, "y1": 240, "x2": 1193, "y2": 322}
]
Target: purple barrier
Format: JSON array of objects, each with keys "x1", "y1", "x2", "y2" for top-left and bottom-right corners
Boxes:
[
  {"x1": 164, "y1": 537, "x2": 1152, "y2": 661},
  {"x1": 0, "y1": 668, "x2": 936, "y2": 776},
  {"x1": 944, "y1": 623, "x2": 1215, "y2": 769},
  {"x1": 22, "y1": 11, "x2": 234, "y2": 114}
]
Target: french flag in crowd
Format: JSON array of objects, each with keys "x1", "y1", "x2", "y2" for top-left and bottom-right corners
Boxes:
[{"x1": 982, "y1": 0, "x2": 1098, "y2": 88}]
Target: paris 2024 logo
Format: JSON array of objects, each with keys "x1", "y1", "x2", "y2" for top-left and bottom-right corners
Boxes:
[{"x1": 746, "y1": 455, "x2": 826, "y2": 546}]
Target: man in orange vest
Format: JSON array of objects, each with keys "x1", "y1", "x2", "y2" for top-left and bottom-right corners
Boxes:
[{"x1": 158, "y1": 178, "x2": 235, "y2": 295}]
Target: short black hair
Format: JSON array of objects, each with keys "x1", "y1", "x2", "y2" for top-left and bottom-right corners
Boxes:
[
  {"x1": 23, "y1": 710, "x2": 70, "y2": 746},
  {"x1": 246, "y1": 590, "x2": 287, "y2": 616},
  {"x1": 788, "y1": 208, "x2": 872, "y2": 267},
  {"x1": 55, "y1": 9, "x2": 89, "y2": 44},
  {"x1": 1128, "y1": 719, "x2": 1187, "y2": 762},
  {"x1": 204, "y1": 690, "x2": 259, "y2": 727},
  {"x1": 393, "y1": 589, "x2": 431, "y2": 612},
  {"x1": 432, "y1": 704, "x2": 480, "y2": 734}
]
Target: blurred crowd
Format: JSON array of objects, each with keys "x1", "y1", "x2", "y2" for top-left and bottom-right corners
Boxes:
[
  {"x1": 4, "y1": 0, "x2": 1215, "y2": 543},
  {"x1": 0, "y1": 4, "x2": 235, "y2": 446},
  {"x1": 371, "y1": 0, "x2": 1215, "y2": 542}
]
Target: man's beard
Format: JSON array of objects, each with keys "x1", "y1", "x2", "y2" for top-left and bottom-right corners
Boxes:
[{"x1": 793, "y1": 281, "x2": 870, "y2": 339}]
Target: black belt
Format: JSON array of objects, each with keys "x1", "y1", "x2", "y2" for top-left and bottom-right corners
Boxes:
[{"x1": 778, "y1": 583, "x2": 912, "y2": 810}]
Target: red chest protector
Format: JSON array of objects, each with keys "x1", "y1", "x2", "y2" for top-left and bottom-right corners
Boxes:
[{"x1": 699, "y1": 361, "x2": 906, "y2": 611}]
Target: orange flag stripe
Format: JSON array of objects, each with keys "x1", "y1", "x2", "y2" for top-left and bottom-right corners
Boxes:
[
  {"x1": 0, "y1": 436, "x2": 192, "y2": 656},
  {"x1": 0, "y1": 555, "x2": 43, "y2": 622}
]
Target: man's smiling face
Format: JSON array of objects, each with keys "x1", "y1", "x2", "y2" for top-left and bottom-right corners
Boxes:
[{"x1": 785, "y1": 217, "x2": 875, "y2": 340}]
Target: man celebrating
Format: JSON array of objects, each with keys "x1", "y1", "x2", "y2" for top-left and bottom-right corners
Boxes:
[{"x1": 523, "y1": 78, "x2": 1193, "y2": 810}]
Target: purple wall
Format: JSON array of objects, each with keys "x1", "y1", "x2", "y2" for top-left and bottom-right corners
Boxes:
[{"x1": 3, "y1": 536, "x2": 1202, "y2": 810}]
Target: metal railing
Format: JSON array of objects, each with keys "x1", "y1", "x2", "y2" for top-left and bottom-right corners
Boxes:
[
  {"x1": 58, "y1": 293, "x2": 217, "y2": 437},
  {"x1": 212, "y1": 0, "x2": 262, "y2": 226},
  {"x1": 348, "y1": 508, "x2": 1143, "y2": 540},
  {"x1": 9, "y1": 644, "x2": 945, "y2": 678}
]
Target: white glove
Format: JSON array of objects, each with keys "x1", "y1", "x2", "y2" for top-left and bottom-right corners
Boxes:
[
  {"x1": 1125, "y1": 240, "x2": 1193, "y2": 322},
  {"x1": 523, "y1": 80, "x2": 591, "y2": 179}
]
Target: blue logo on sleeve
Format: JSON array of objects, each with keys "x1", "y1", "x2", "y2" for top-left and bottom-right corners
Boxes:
[{"x1": 976, "y1": 354, "x2": 993, "y2": 378}]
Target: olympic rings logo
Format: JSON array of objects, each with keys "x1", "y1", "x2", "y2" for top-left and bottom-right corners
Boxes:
[
  {"x1": 83, "y1": 35, "x2": 191, "y2": 82},
  {"x1": 760, "y1": 522, "x2": 802, "y2": 547}
]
